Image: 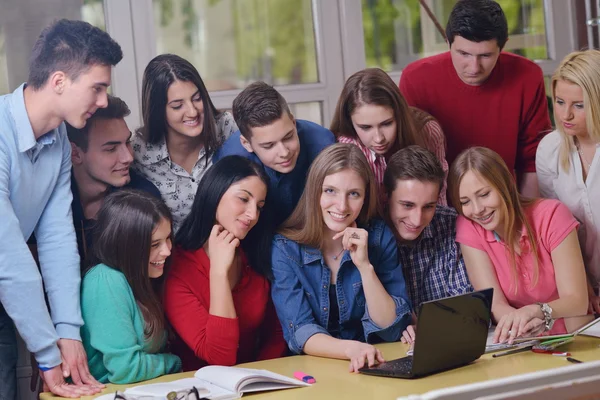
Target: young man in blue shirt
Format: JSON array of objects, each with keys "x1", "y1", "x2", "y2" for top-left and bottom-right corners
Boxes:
[
  {"x1": 383, "y1": 146, "x2": 473, "y2": 343},
  {"x1": 67, "y1": 94, "x2": 160, "y2": 262},
  {"x1": 214, "y1": 82, "x2": 335, "y2": 227},
  {"x1": 0, "y1": 19, "x2": 122, "y2": 398}
]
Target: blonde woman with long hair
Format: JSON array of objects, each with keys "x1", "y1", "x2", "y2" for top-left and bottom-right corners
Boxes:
[
  {"x1": 536, "y1": 49, "x2": 600, "y2": 313},
  {"x1": 449, "y1": 147, "x2": 588, "y2": 344},
  {"x1": 270, "y1": 143, "x2": 411, "y2": 372}
]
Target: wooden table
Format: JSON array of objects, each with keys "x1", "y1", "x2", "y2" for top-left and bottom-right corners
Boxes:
[{"x1": 40, "y1": 336, "x2": 600, "y2": 400}]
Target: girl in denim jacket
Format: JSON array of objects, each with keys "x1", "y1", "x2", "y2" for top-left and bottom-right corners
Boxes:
[{"x1": 271, "y1": 143, "x2": 412, "y2": 372}]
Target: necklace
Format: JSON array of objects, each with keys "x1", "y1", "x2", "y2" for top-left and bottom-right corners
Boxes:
[
  {"x1": 332, "y1": 248, "x2": 344, "y2": 260},
  {"x1": 575, "y1": 138, "x2": 593, "y2": 169}
]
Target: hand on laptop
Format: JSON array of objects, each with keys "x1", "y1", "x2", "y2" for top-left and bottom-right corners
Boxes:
[
  {"x1": 401, "y1": 325, "x2": 416, "y2": 345},
  {"x1": 345, "y1": 341, "x2": 385, "y2": 373}
]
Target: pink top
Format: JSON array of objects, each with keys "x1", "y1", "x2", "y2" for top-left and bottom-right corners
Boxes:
[
  {"x1": 338, "y1": 119, "x2": 448, "y2": 205},
  {"x1": 456, "y1": 199, "x2": 578, "y2": 309}
]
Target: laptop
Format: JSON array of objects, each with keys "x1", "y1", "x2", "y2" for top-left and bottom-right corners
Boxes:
[{"x1": 359, "y1": 288, "x2": 493, "y2": 379}]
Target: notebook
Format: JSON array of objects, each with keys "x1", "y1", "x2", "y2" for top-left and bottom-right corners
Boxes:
[
  {"x1": 123, "y1": 366, "x2": 310, "y2": 399},
  {"x1": 511, "y1": 315, "x2": 600, "y2": 344},
  {"x1": 359, "y1": 288, "x2": 493, "y2": 379}
]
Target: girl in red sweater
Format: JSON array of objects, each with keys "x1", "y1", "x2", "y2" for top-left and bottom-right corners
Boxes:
[{"x1": 164, "y1": 156, "x2": 287, "y2": 370}]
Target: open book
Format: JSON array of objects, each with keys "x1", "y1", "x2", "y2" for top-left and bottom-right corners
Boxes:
[{"x1": 123, "y1": 366, "x2": 310, "y2": 400}]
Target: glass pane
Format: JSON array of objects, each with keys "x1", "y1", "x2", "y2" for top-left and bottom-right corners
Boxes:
[
  {"x1": 362, "y1": 0, "x2": 548, "y2": 72},
  {"x1": 0, "y1": 0, "x2": 106, "y2": 95},
  {"x1": 153, "y1": 0, "x2": 319, "y2": 91},
  {"x1": 289, "y1": 101, "x2": 323, "y2": 126}
]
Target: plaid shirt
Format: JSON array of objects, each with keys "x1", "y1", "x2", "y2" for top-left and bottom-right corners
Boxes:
[{"x1": 397, "y1": 206, "x2": 473, "y2": 312}]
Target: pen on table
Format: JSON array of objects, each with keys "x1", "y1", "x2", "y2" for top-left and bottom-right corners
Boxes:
[
  {"x1": 294, "y1": 371, "x2": 316, "y2": 384},
  {"x1": 566, "y1": 357, "x2": 583, "y2": 364},
  {"x1": 492, "y1": 345, "x2": 533, "y2": 358}
]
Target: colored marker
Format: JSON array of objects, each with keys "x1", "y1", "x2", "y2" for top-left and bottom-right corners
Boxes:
[{"x1": 294, "y1": 371, "x2": 316, "y2": 384}]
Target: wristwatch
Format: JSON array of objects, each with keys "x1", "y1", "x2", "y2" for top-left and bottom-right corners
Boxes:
[{"x1": 536, "y1": 302, "x2": 554, "y2": 331}]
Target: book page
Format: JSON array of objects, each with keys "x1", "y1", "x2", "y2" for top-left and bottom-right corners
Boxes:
[
  {"x1": 125, "y1": 377, "x2": 232, "y2": 399},
  {"x1": 194, "y1": 366, "x2": 308, "y2": 394},
  {"x1": 580, "y1": 317, "x2": 600, "y2": 338}
]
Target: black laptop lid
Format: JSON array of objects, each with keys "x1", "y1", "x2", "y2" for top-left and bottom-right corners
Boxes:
[{"x1": 411, "y1": 288, "x2": 493, "y2": 377}]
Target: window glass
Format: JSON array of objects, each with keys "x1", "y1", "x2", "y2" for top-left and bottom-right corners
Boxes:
[
  {"x1": 153, "y1": 0, "x2": 319, "y2": 91},
  {"x1": 362, "y1": 0, "x2": 548, "y2": 72},
  {"x1": 0, "y1": 0, "x2": 106, "y2": 95}
]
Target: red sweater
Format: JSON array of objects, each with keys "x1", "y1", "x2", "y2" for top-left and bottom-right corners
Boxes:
[
  {"x1": 164, "y1": 247, "x2": 287, "y2": 371},
  {"x1": 399, "y1": 51, "x2": 551, "y2": 173}
]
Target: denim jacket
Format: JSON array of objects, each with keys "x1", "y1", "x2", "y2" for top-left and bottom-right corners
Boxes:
[{"x1": 271, "y1": 219, "x2": 412, "y2": 354}]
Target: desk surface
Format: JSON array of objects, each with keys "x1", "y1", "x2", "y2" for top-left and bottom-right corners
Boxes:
[{"x1": 40, "y1": 336, "x2": 600, "y2": 400}]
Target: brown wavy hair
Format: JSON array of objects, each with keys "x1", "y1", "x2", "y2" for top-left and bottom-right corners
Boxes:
[
  {"x1": 330, "y1": 68, "x2": 425, "y2": 151},
  {"x1": 279, "y1": 143, "x2": 379, "y2": 248}
]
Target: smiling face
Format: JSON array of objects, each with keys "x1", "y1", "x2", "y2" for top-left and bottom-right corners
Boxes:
[
  {"x1": 60, "y1": 64, "x2": 111, "y2": 129},
  {"x1": 351, "y1": 104, "x2": 397, "y2": 156},
  {"x1": 458, "y1": 170, "x2": 505, "y2": 233},
  {"x1": 165, "y1": 79, "x2": 204, "y2": 140},
  {"x1": 148, "y1": 217, "x2": 172, "y2": 279},
  {"x1": 388, "y1": 179, "x2": 439, "y2": 243},
  {"x1": 240, "y1": 112, "x2": 301, "y2": 174},
  {"x1": 73, "y1": 117, "x2": 134, "y2": 188},
  {"x1": 449, "y1": 36, "x2": 501, "y2": 86},
  {"x1": 320, "y1": 169, "x2": 366, "y2": 234},
  {"x1": 215, "y1": 176, "x2": 267, "y2": 239},
  {"x1": 554, "y1": 79, "x2": 588, "y2": 139}
]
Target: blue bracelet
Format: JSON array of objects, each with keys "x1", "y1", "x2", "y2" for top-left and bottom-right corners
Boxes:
[{"x1": 38, "y1": 365, "x2": 53, "y2": 372}]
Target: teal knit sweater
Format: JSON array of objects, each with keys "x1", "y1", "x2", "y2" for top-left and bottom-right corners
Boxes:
[{"x1": 81, "y1": 264, "x2": 181, "y2": 384}]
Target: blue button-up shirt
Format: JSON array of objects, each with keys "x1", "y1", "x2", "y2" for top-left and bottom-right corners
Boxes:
[
  {"x1": 0, "y1": 84, "x2": 82, "y2": 368},
  {"x1": 214, "y1": 119, "x2": 335, "y2": 226},
  {"x1": 271, "y1": 219, "x2": 412, "y2": 354},
  {"x1": 398, "y1": 206, "x2": 473, "y2": 312}
]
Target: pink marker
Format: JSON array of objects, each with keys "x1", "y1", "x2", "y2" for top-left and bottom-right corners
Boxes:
[{"x1": 294, "y1": 371, "x2": 316, "y2": 384}]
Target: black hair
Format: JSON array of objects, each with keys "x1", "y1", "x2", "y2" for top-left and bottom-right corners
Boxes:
[
  {"x1": 232, "y1": 81, "x2": 292, "y2": 139},
  {"x1": 66, "y1": 94, "x2": 130, "y2": 151},
  {"x1": 138, "y1": 54, "x2": 221, "y2": 165},
  {"x1": 28, "y1": 19, "x2": 122, "y2": 89},
  {"x1": 446, "y1": 0, "x2": 508, "y2": 50},
  {"x1": 86, "y1": 189, "x2": 173, "y2": 351},
  {"x1": 176, "y1": 156, "x2": 274, "y2": 278}
]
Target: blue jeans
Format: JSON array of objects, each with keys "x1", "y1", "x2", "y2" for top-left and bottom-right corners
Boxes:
[{"x1": 0, "y1": 303, "x2": 17, "y2": 400}]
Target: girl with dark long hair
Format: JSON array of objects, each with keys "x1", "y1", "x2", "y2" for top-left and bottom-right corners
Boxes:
[
  {"x1": 80, "y1": 189, "x2": 181, "y2": 384},
  {"x1": 165, "y1": 155, "x2": 287, "y2": 371}
]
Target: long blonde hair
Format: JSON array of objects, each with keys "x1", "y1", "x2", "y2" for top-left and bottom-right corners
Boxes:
[
  {"x1": 552, "y1": 49, "x2": 600, "y2": 172},
  {"x1": 279, "y1": 143, "x2": 379, "y2": 248},
  {"x1": 448, "y1": 147, "x2": 540, "y2": 293}
]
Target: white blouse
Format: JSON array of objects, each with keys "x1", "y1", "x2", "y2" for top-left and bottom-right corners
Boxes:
[
  {"x1": 536, "y1": 130, "x2": 600, "y2": 287},
  {"x1": 132, "y1": 112, "x2": 237, "y2": 231}
]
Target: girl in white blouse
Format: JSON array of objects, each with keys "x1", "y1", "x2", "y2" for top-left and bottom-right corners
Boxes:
[
  {"x1": 536, "y1": 49, "x2": 600, "y2": 313},
  {"x1": 132, "y1": 54, "x2": 238, "y2": 231}
]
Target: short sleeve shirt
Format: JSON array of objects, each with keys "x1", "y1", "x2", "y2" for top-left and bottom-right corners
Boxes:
[{"x1": 455, "y1": 199, "x2": 579, "y2": 308}]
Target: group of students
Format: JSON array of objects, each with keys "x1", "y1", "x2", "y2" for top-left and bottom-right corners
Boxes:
[{"x1": 1, "y1": 0, "x2": 599, "y2": 398}]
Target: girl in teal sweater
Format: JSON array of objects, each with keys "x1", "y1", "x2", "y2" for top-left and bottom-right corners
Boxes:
[{"x1": 81, "y1": 189, "x2": 182, "y2": 384}]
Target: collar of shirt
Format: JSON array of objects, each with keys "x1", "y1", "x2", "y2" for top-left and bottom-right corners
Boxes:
[
  {"x1": 300, "y1": 246, "x2": 351, "y2": 266},
  {"x1": 488, "y1": 226, "x2": 531, "y2": 253},
  {"x1": 10, "y1": 83, "x2": 57, "y2": 153}
]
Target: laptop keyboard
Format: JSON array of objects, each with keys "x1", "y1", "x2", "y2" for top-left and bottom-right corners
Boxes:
[{"x1": 372, "y1": 356, "x2": 413, "y2": 376}]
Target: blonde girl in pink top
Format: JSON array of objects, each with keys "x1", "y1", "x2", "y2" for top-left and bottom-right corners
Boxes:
[
  {"x1": 330, "y1": 68, "x2": 448, "y2": 205},
  {"x1": 449, "y1": 147, "x2": 588, "y2": 344}
]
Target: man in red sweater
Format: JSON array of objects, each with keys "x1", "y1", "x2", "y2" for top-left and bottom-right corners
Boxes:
[{"x1": 399, "y1": 0, "x2": 551, "y2": 198}]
